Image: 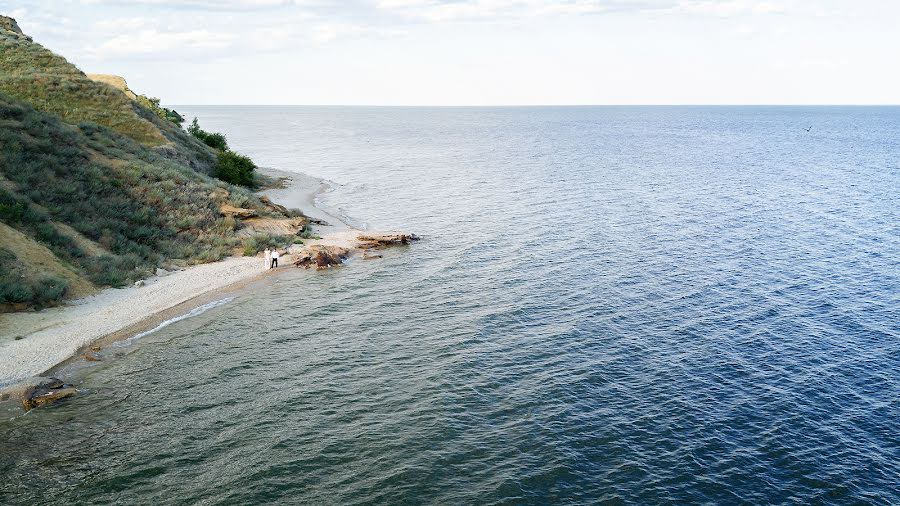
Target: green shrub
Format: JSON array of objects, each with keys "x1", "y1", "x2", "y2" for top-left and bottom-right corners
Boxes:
[
  {"x1": 32, "y1": 276, "x2": 68, "y2": 306},
  {"x1": 242, "y1": 237, "x2": 258, "y2": 257},
  {"x1": 187, "y1": 117, "x2": 228, "y2": 151},
  {"x1": 298, "y1": 224, "x2": 321, "y2": 240},
  {"x1": 0, "y1": 248, "x2": 69, "y2": 308},
  {"x1": 1, "y1": 282, "x2": 33, "y2": 304},
  {"x1": 241, "y1": 233, "x2": 293, "y2": 256},
  {"x1": 202, "y1": 132, "x2": 228, "y2": 151},
  {"x1": 215, "y1": 151, "x2": 256, "y2": 187}
]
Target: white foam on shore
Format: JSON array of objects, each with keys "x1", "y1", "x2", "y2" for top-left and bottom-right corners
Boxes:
[{"x1": 113, "y1": 296, "x2": 236, "y2": 348}]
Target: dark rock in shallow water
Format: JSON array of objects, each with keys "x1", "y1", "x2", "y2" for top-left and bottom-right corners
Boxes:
[
  {"x1": 22, "y1": 378, "x2": 77, "y2": 410},
  {"x1": 357, "y1": 233, "x2": 421, "y2": 249},
  {"x1": 294, "y1": 245, "x2": 349, "y2": 269}
]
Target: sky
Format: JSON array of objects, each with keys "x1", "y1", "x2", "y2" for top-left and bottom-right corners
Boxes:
[{"x1": 4, "y1": 0, "x2": 900, "y2": 105}]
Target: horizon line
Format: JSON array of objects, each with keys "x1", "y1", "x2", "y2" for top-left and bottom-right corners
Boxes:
[{"x1": 169, "y1": 103, "x2": 900, "y2": 108}]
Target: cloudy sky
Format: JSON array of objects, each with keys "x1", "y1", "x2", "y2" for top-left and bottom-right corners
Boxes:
[{"x1": 5, "y1": 1, "x2": 899, "y2": 105}]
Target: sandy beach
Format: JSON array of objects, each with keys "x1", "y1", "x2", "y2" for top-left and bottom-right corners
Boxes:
[{"x1": 0, "y1": 169, "x2": 362, "y2": 391}]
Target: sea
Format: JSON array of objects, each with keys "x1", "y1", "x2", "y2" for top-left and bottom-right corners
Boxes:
[{"x1": 1, "y1": 106, "x2": 898, "y2": 504}]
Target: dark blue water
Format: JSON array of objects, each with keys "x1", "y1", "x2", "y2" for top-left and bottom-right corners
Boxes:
[{"x1": 2, "y1": 107, "x2": 899, "y2": 504}]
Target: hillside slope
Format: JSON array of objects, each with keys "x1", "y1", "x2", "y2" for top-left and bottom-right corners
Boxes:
[
  {"x1": 0, "y1": 17, "x2": 300, "y2": 311},
  {"x1": 0, "y1": 16, "x2": 217, "y2": 173},
  {"x1": 0, "y1": 18, "x2": 165, "y2": 146},
  {"x1": 86, "y1": 74, "x2": 138, "y2": 100}
]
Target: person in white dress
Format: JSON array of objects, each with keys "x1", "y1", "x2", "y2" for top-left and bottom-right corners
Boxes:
[{"x1": 264, "y1": 247, "x2": 271, "y2": 270}]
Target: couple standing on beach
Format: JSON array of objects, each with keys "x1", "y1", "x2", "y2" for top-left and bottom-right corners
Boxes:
[{"x1": 264, "y1": 248, "x2": 280, "y2": 270}]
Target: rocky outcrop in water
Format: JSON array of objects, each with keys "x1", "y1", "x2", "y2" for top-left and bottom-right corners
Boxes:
[
  {"x1": 357, "y1": 233, "x2": 420, "y2": 248},
  {"x1": 291, "y1": 232, "x2": 419, "y2": 269},
  {"x1": 21, "y1": 378, "x2": 77, "y2": 410},
  {"x1": 294, "y1": 245, "x2": 350, "y2": 269}
]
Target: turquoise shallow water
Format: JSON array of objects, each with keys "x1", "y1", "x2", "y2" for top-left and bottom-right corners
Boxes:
[{"x1": 1, "y1": 106, "x2": 899, "y2": 504}]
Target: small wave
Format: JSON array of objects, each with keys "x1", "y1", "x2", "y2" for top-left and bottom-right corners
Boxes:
[{"x1": 114, "y1": 297, "x2": 236, "y2": 347}]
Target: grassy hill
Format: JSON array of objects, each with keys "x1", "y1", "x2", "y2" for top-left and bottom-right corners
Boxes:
[
  {"x1": 0, "y1": 19, "x2": 166, "y2": 146},
  {"x1": 0, "y1": 16, "x2": 296, "y2": 311}
]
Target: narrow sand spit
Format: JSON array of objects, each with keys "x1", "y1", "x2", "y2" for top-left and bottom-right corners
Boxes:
[{"x1": 0, "y1": 169, "x2": 410, "y2": 392}]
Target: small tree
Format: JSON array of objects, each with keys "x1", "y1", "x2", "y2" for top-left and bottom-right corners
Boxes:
[
  {"x1": 188, "y1": 117, "x2": 228, "y2": 151},
  {"x1": 188, "y1": 117, "x2": 202, "y2": 137}
]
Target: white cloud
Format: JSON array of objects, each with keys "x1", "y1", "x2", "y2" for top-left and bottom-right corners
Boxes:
[
  {"x1": 372, "y1": 0, "x2": 788, "y2": 23},
  {"x1": 79, "y1": 0, "x2": 304, "y2": 10},
  {"x1": 308, "y1": 22, "x2": 404, "y2": 44},
  {"x1": 93, "y1": 17, "x2": 150, "y2": 32},
  {"x1": 311, "y1": 23, "x2": 362, "y2": 42},
  {"x1": 674, "y1": 0, "x2": 785, "y2": 17},
  {"x1": 88, "y1": 28, "x2": 235, "y2": 58},
  {"x1": 374, "y1": 0, "x2": 618, "y2": 22}
]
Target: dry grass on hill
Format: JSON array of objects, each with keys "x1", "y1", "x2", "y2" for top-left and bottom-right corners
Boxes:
[{"x1": 0, "y1": 29, "x2": 167, "y2": 146}]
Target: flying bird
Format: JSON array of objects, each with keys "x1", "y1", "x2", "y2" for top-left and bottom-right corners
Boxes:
[{"x1": 803, "y1": 126, "x2": 812, "y2": 132}]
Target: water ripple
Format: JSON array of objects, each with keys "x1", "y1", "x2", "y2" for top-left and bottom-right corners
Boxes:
[{"x1": 2, "y1": 106, "x2": 899, "y2": 505}]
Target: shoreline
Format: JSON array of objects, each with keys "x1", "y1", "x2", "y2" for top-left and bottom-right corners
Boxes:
[{"x1": 0, "y1": 168, "x2": 347, "y2": 394}]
